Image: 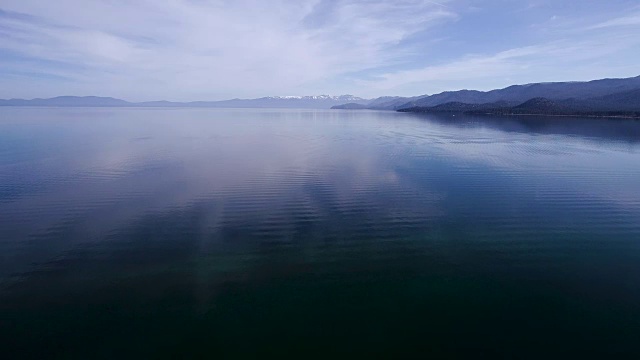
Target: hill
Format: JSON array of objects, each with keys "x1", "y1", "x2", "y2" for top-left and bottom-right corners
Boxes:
[
  {"x1": 400, "y1": 94, "x2": 640, "y2": 118},
  {"x1": 331, "y1": 103, "x2": 370, "y2": 110},
  {"x1": 335, "y1": 75, "x2": 640, "y2": 111},
  {"x1": 0, "y1": 95, "x2": 369, "y2": 109},
  {"x1": 0, "y1": 96, "x2": 132, "y2": 107}
]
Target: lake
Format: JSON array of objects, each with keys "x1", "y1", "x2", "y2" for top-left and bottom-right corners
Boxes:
[{"x1": 1, "y1": 108, "x2": 640, "y2": 358}]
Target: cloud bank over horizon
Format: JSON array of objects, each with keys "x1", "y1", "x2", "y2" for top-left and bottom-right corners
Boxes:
[{"x1": 1, "y1": 0, "x2": 639, "y2": 101}]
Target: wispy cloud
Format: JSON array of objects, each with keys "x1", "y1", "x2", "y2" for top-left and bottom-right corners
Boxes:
[
  {"x1": 586, "y1": 12, "x2": 640, "y2": 30},
  {"x1": 0, "y1": 0, "x2": 455, "y2": 100},
  {"x1": 360, "y1": 2, "x2": 640, "y2": 95},
  {"x1": 0, "y1": 0, "x2": 638, "y2": 100}
]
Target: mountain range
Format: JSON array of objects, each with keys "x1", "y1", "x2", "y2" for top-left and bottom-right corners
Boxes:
[
  {"x1": 0, "y1": 95, "x2": 367, "y2": 109},
  {"x1": 332, "y1": 75, "x2": 640, "y2": 116},
  {"x1": 2, "y1": 76, "x2": 639, "y2": 115},
  {"x1": 397, "y1": 88, "x2": 640, "y2": 118}
]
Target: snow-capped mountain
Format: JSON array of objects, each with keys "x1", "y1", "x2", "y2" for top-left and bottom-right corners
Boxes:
[
  {"x1": 201, "y1": 94, "x2": 368, "y2": 108},
  {"x1": 0, "y1": 95, "x2": 370, "y2": 109},
  {"x1": 266, "y1": 95, "x2": 365, "y2": 101}
]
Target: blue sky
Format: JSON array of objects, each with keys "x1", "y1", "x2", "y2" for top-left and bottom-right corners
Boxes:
[{"x1": 0, "y1": 0, "x2": 639, "y2": 101}]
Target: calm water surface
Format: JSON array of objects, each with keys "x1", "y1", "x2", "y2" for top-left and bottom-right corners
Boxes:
[{"x1": 1, "y1": 108, "x2": 640, "y2": 358}]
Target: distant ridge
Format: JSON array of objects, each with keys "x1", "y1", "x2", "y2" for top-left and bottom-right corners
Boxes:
[
  {"x1": 332, "y1": 75, "x2": 640, "y2": 111},
  {"x1": 398, "y1": 89, "x2": 640, "y2": 118},
  {"x1": 331, "y1": 103, "x2": 370, "y2": 110},
  {"x1": 0, "y1": 95, "x2": 368, "y2": 109},
  {"x1": 4, "y1": 76, "x2": 640, "y2": 113},
  {"x1": 0, "y1": 96, "x2": 131, "y2": 107}
]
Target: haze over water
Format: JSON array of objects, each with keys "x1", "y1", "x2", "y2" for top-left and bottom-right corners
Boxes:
[{"x1": 1, "y1": 108, "x2": 640, "y2": 358}]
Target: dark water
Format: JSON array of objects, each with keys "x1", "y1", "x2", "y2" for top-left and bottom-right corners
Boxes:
[{"x1": 1, "y1": 108, "x2": 640, "y2": 358}]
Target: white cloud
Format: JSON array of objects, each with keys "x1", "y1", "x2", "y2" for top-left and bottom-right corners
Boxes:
[
  {"x1": 362, "y1": 16, "x2": 640, "y2": 95},
  {"x1": 586, "y1": 12, "x2": 640, "y2": 30},
  {"x1": 0, "y1": 0, "x2": 456, "y2": 100},
  {"x1": 1, "y1": 0, "x2": 638, "y2": 100}
]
